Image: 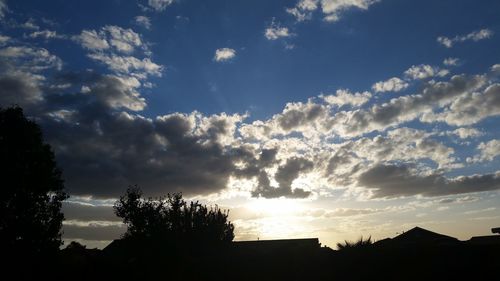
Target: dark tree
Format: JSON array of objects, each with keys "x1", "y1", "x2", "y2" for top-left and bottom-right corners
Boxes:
[
  {"x1": 0, "y1": 106, "x2": 68, "y2": 255},
  {"x1": 114, "y1": 186, "x2": 234, "y2": 244},
  {"x1": 336, "y1": 236, "x2": 372, "y2": 250}
]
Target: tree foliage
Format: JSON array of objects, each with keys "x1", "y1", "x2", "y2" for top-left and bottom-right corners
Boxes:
[
  {"x1": 0, "y1": 106, "x2": 68, "y2": 255},
  {"x1": 336, "y1": 236, "x2": 373, "y2": 250},
  {"x1": 114, "y1": 186, "x2": 234, "y2": 245}
]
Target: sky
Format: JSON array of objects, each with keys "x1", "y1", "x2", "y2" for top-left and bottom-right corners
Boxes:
[{"x1": 1, "y1": 0, "x2": 500, "y2": 249}]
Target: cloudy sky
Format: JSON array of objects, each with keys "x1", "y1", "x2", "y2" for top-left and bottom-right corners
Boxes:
[{"x1": 1, "y1": 0, "x2": 500, "y2": 249}]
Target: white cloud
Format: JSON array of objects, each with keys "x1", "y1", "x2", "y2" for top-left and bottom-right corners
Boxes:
[
  {"x1": 468, "y1": 140, "x2": 500, "y2": 163},
  {"x1": 135, "y1": 16, "x2": 152, "y2": 29},
  {"x1": 450, "y1": 128, "x2": 483, "y2": 139},
  {"x1": 87, "y1": 53, "x2": 162, "y2": 76},
  {"x1": 337, "y1": 127, "x2": 458, "y2": 171},
  {"x1": 0, "y1": 46, "x2": 62, "y2": 70},
  {"x1": 19, "y1": 18, "x2": 40, "y2": 30},
  {"x1": 404, "y1": 64, "x2": 449, "y2": 80},
  {"x1": 372, "y1": 77, "x2": 409, "y2": 93},
  {"x1": 0, "y1": 0, "x2": 8, "y2": 19},
  {"x1": 148, "y1": 0, "x2": 174, "y2": 11},
  {"x1": 73, "y1": 30, "x2": 110, "y2": 51},
  {"x1": 443, "y1": 57, "x2": 460, "y2": 66},
  {"x1": 437, "y1": 29, "x2": 493, "y2": 48},
  {"x1": 0, "y1": 34, "x2": 9, "y2": 45},
  {"x1": 287, "y1": 0, "x2": 379, "y2": 22},
  {"x1": 286, "y1": 0, "x2": 318, "y2": 22},
  {"x1": 103, "y1": 25, "x2": 143, "y2": 54},
  {"x1": 214, "y1": 48, "x2": 236, "y2": 62},
  {"x1": 265, "y1": 22, "x2": 292, "y2": 40},
  {"x1": 73, "y1": 26, "x2": 143, "y2": 54},
  {"x1": 321, "y1": 89, "x2": 371, "y2": 107},
  {"x1": 28, "y1": 30, "x2": 65, "y2": 40},
  {"x1": 321, "y1": 0, "x2": 380, "y2": 22}
]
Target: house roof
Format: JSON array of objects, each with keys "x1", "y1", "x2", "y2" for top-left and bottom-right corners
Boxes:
[
  {"x1": 232, "y1": 238, "x2": 321, "y2": 252},
  {"x1": 391, "y1": 226, "x2": 458, "y2": 244}
]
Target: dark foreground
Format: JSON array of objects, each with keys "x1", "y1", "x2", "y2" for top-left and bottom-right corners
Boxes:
[{"x1": 4, "y1": 238, "x2": 500, "y2": 281}]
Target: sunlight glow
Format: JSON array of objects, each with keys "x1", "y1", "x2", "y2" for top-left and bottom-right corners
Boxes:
[{"x1": 245, "y1": 198, "x2": 304, "y2": 217}]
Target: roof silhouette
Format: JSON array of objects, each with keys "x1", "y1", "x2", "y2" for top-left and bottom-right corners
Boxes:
[{"x1": 391, "y1": 226, "x2": 458, "y2": 244}]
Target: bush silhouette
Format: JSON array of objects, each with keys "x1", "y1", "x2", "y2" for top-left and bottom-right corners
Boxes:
[
  {"x1": 114, "y1": 186, "x2": 234, "y2": 245},
  {"x1": 0, "y1": 106, "x2": 68, "y2": 256},
  {"x1": 336, "y1": 236, "x2": 373, "y2": 250}
]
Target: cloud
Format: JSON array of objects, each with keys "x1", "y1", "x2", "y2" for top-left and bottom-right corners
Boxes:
[
  {"x1": 0, "y1": 34, "x2": 9, "y2": 45},
  {"x1": 0, "y1": 46, "x2": 62, "y2": 108},
  {"x1": 265, "y1": 22, "x2": 292, "y2": 40},
  {"x1": 358, "y1": 163, "x2": 500, "y2": 198},
  {"x1": 0, "y1": 71, "x2": 43, "y2": 107},
  {"x1": 321, "y1": 89, "x2": 371, "y2": 107},
  {"x1": 0, "y1": 46, "x2": 62, "y2": 70},
  {"x1": 286, "y1": 0, "x2": 318, "y2": 22},
  {"x1": 437, "y1": 196, "x2": 479, "y2": 204},
  {"x1": 332, "y1": 73, "x2": 487, "y2": 137},
  {"x1": 39, "y1": 89, "x2": 249, "y2": 197},
  {"x1": 62, "y1": 201, "x2": 119, "y2": 222},
  {"x1": 252, "y1": 157, "x2": 314, "y2": 198},
  {"x1": 102, "y1": 25, "x2": 143, "y2": 54},
  {"x1": 73, "y1": 26, "x2": 144, "y2": 54},
  {"x1": 372, "y1": 77, "x2": 409, "y2": 93},
  {"x1": 148, "y1": 0, "x2": 174, "y2": 12},
  {"x1": 421, "y1": 83, "x2": 500, "y2": 126},
  {"x1": 135, "y1": 16, "x2": 151, "y2": 29},
  {"x1": 352, "y1": 128, "x2": 456, "y2": 169},
  {"x1": 443, "y1": 57, "x2": 460, "y2": 66},
  {"x1": 404, "y1": 64, "x2": 449, "y2": 80},
  {"x1": 287, "y1": 0, "x2": 380, "y2": 22},
  {"x1": 87, "y1": 53, "x2": 162, "y2": 76},
  {"x1": 449, "y1": 127, "x2": 483, "y2": 139},
  {"x1": 83, "y1": 74, "x2": 146, "y2": 111},
  {"x1": 72, "y1": 30, "x2": 110, "y2": 51},
  {"x1": 19, "y1": 18, "x2": 40, "y2": 30},
  {"x1": 321, "y1": 0, "x2": 380, "y2": 22},
  {"x1": 73, "y1": 25, "x2": 161, "y2": 108},
  {"x1": 437, "y1": 29, "x2": 493, "y2": 48},
  {"x1": 213, "y1": 48, "x2": 236, "y2": 62},
  {"x1": 272, "y1": 100, "x2": 328, "y2": 134},
  {"x1": 62, "y1": 223, "x2": 125, "y2": 241},
  {"x1": 467, "y1": 140, "x2": 500, "y2": 163},
  {"x1": 240, "y1": 70, "x2": 493, "y2": 141},
  {"x1": 28, "y1": 30, "x2": 65, "y2": 40},
  {"x1": 0, "y1": 0, "x2": 7, "y2": 19}
]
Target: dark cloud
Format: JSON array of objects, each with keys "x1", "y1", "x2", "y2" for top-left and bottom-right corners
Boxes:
[
  {"x1": 233, "y1": 148, "x2": 278, "y2": 179},
  {"x1": 277, "y1": 102, "x2": 326, "y2": 132},
  {"x1": 422, "y1": 83, "x2": 500, "y2": 126},
  {"x1": 0, "y1": 68, "x2": 258, "y2": 198},
  {"x1": 44, "y1": 111, "x2": 239, "y2": 198},
  {"x1": 0, "y1": 72, "x2": 42, "y2": 108},
  {"x1": 62, "y1": 224, "x2": 125, "y2": 241},
  {"x1": 62, "y1": 202, "x2": 119, "y2": 222},
  {"x1": 358, "y1": 163, "x2": 500, "y2": 198},
  {"x1": 252, "y1": 157, "x2": 313, "y2": 198}
]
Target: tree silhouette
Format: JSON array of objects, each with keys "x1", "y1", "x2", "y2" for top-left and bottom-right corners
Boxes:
[
  {"x1": 336, "y1": 236, "x2": 372, "y2": 250},
  {"x1": 0, "y1": 106, "x2": 68, "y2": 256},
  {"x1": 114, "y1": 186, "x2": 234, "y2": 245}
]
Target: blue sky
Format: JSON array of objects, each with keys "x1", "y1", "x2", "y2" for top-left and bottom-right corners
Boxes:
[{"x1": 1, "y1": 0, "x2": 500, "y2": 248}]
